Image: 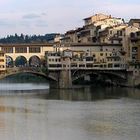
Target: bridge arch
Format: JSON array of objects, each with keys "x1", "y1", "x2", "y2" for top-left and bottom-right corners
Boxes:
[
  {"x1": 6, "y1": 72, "x2": 57, "y2": 81},
  {"x1": 72, "y1": 70, "x2": 127, "y2": 85},
  {"x1": 0, "y1": 67, "x2": 58, "y2": 82},
  {"x1": 6, "y1": 55, "x2": 14, "y2": 67},
  {"x1": 29, "y1": 55, "x2": 41, "y2": 67},
  {"x1": 15, "y1": 56, "x2": 27, "y2": 67}
]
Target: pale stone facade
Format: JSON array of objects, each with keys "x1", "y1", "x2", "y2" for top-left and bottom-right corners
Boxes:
[
  {"x1": 129, "y1": 19, "x2": 140, "y2": 28},
  {"x1": 62, "y1": 13, "x2": 125, "y2": 44},
  {"x1": 99, "y1": 25, "x2": 127, "y2": 44},
  {"x1": 0, "y1": 51, "x2": 6, "y2": 71},
  {"x1": 0, "y1": 44, "x2": 54, "y2": 62},
  {"x1": 122, "y1": 26, "x2": 140, "y2": 62},
  {"x1": 46, "y1": 44, "x2": 126, "y2": 70},
  {"x1": 83, "y1": 13, "x2": 111, "y2": 26}
]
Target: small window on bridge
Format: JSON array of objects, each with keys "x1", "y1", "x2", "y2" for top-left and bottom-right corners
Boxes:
[
  {"x1": 86, "y1": 64, "x2": 93, "y2": 67},
  {"x1": 100, "y1": 53, "x2": 103, "y2": 56},
  {"x1": 57, "y1": 64, "x2": 62, "y2": 67},
  {"x1": 1, "y1": 47, "x2": 13, "y2": 53},
  {"x1": 93, "y1": 65, "x2": 99, "y2": 67},
  {"x1": 79, "y1": 64, "x2": 85, "y2": 67},
  {"x1": 49, "y1": 64, "x2": 61, "y2": 68},
  {"x1": 71, "y1": 64, "x2": 77, "y2": 67},
  {"x1": 15, "y1": 47, "x2": 27, "y2": 53},
  {"x1": 86, "y1": 57, "x2": 93, "y2": 61},
  {"x1": 29, "y1": 47, "x2": 41, "y2": 53},
  {"x1": 114, "y1": 64, "x2": 120, "y2": 67},
  {"x1": 0, "y1": 65, "x2": 5, "y2": 68},
  {"x1": 0, "y1": 53, "x2": 4, "y2": 57},
  {"x1": 108, "y1": 64, "x2": 113, "y2": 68},
  {"x1": 0, "y1": 59, "x2": 4, "y2": 62}
]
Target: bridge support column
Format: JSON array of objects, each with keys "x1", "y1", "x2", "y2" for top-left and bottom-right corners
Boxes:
[
  {"x1": 126, "y1": 70, "x2": 140, "y2": 87},
  {"x1": 59, "y1": 69, "x2": 72, "y2": 89},
  {"x1": 12, "y1": 61, "x2": 15, "y2": 67},
  {"x1": 26, "y1": 61, "x2": 29, "y2": 67}
]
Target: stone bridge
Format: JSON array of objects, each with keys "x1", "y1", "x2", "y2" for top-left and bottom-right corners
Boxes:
[
  {"x1": 0, "y1": 67, "x2": 59, "y2": 87},
  {"x1": 0, "y1": 67, "x2": 139, "y2": 88}
]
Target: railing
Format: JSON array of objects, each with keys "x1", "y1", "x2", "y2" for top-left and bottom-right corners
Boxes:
[{"x1": 48, "y1": 66, "x2": 126, "y2": 70}]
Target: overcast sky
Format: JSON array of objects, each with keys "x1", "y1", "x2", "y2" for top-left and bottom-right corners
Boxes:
[{"x1": 0, "y1": 0, "x2": 140, "y2": 37}]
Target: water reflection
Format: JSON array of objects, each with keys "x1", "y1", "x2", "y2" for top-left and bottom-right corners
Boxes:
[
  {"x1": 43, "y1": 86, "x2": 140, "y2": 101},
  {"x1": 0, "y1": 82, "x2": 140, "y2": 100},
  {"x1": 0, "y1": 83, "x2": 49, "y2": 95},
  {"x1": 0, "y1": 83, "x2": 49, "y2": 91},
  {"x1": 0, "y1": 83, "x2": 139, "y2": 140}
]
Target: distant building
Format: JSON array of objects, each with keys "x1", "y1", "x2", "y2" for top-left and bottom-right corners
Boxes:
[
  {"x1": 46, "y1": 44, "x2": 126, "y2": 70},
  {"x1": 0, "y1": 51, "x2": 6, "y2": 72},
  {"x1": 122, "y1": 26, "x2": 140, "y2": 62},
  {"x1": 83, "y1": 13, "x2": 112, "y2": 26},
  {"x1": 129, "y1": 31, "x2": 140, "y2": 63},
  {"x1": 54, "y1": 34, "x2": 64, "y2": 43},
  {"x1": 99, "y1": 25, "x2": 127, "y2": 44},
  {"x1": 129, "y1": 19, "x2": 140, "y2": 28},
  {"x1": 62, "y1": 13, "x2": 125, "y2": 44}
]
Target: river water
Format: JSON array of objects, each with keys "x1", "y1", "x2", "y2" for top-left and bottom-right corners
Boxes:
[{"x1": 0, "y1": 83, "x2": 140, "y2": 140}]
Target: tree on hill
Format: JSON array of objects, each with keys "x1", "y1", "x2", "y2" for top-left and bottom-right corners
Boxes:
[{"x1": 0, "y1": 33, "x2": 58, "y2": 43}]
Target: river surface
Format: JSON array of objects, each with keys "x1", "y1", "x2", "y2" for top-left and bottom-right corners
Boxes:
[{"x1": 0, "y1": 83, "x2": 140, "y2": 140}]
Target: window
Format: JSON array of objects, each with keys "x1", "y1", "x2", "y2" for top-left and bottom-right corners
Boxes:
[
  {"x1": 0, "y1": 53, "x2": 4, "y2": 57},
  {"x1": 119, "y1": 31, "x2": 122, "y2": 36},
  {"x1": 93, "y1": 65, "x2": 99, "y2": 67},
  {"x1": 79, "y1": 64, "x2": 85, "y2": 67},
  {"x1": 130, "y1": 32, "x2": 135, "y2": 38},
  {"x1": 114, "y1": 64, "x2": 120, "y2": 67},
  {"x1": 108, "y1": 64, "x2": 113, "y2": 68},
  {"x1": 0, "y1": 65, "x2": 5, "y2": 68},
  {"x1": 0, "y1": 59, "x2": 4, "y2": 62},
  {"x1": 110, "y1": 30, "x2": 112, "y2": 35},
  {"x1": 71, "y1": 64, "x2": 77, "y2": 67},
  {"x1": 86, "y1": 57, "x2": 93, "y2": 61},
  {"x1": 86, "y1": 64, "x2": 93, "y2": 67},
  {"x1": 29, "y1": 47, "x2": 41, "y2": 53},
  {"x1": 15, "y1": 47, "x2": 27, "y2": 53},
  {"x1": 1, "y1": 47, "x2": 13, "y2": 53},
  {"x1": 100, "y1": 53, "x2": 103, "y2": 56},
  {"x1": 49, "y1": 64, "x2": 62, "y2": 68}
]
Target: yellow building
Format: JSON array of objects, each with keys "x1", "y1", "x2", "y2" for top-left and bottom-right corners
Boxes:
[
  {"x1": 0, "y1": 51, "x2": 6, "y2": 72},
  {"x1": 129, "y1": 31, "x2": 140, "y2": 63},
  {"x1": 122, "y1": 26, "x2": 140, "y2": 62},
  {"x1": 99, "y1": 25, "x2": 127, "y2": 44},
  {"x1": 46, "y1": 44, "x2": 126, "y2": 70},
  {"x1": 83, "y1": 13, "x2": 111, "y2": 26}
]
